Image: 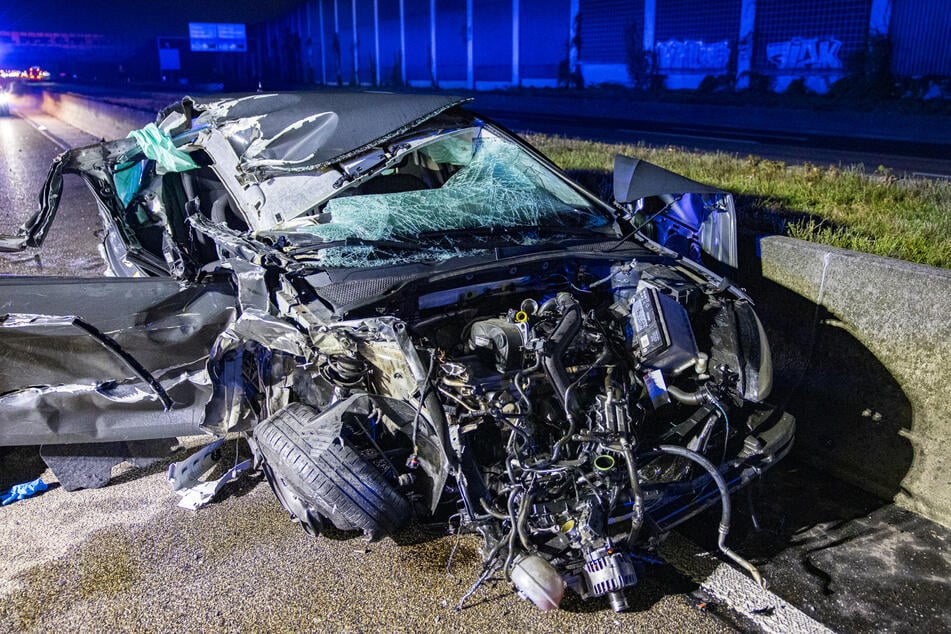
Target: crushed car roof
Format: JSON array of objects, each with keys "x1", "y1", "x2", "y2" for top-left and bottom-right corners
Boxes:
[{"x1": 158, "y1": 92, "x2": 471, "y2": 177}]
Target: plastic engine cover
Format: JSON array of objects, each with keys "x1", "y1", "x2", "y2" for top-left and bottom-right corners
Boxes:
[{"x1": 630, "y1": 287, "x2": 699, "y2": 374}]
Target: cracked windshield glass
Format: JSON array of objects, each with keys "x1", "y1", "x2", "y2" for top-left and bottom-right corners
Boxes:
[{"x1": 278, "y1": 125, "x2": 615, "y2": 267}]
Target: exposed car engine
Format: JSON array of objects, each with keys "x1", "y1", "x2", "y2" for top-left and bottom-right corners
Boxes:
[{"x1": 251, "y1": 256, "x2": 791, "y2": 612}]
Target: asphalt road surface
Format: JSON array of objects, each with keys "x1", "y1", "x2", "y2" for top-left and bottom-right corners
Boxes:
[
  {"x1": 0, "y1": 106, "x2": 947, "y2": 634},
  {"x1": 0, "y1": 111, "x2": 102, "y2": 276}
]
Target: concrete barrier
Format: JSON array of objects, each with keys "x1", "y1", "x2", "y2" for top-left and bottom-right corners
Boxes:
[
  {"x1": 755, "y1": 237, "x2": 951, "y2": 527},
  {"x1": 34, "y1": 89, "x2": 951, "y2": 527},
  {"x1": 39, "y1": 91, "x2": 154, "y2": 139}
]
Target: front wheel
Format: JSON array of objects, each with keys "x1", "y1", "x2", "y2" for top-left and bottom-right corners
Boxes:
[{"x1": 254, "y1": 403, "x2": 412, "y2": 540}]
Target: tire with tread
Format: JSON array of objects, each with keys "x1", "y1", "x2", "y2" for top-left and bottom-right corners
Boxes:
[{"x1": 255, "y1": 403, "x2": 411, "y2": 538}]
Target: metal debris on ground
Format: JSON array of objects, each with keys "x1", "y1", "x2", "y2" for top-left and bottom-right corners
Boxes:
[{"x1": 167, "y1": 439, "x2": 252, "y2": 510}]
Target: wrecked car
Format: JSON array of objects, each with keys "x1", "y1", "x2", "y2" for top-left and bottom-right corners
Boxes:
[{"x1": 0, "y1": 92, "x2": 793, "y2": 611}]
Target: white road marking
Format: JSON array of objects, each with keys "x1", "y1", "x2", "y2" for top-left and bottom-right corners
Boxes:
[
  {"x1": 16, "y1": 112, "x2": 71, "y2": 151},
  {"x1": 661, "y1": 532, "x2": 834, "y2": 634},
  {"x1": 911, "y1": 171, "x2": 951, "y2": 180},
  {"x1": 15, "y1": 110, "x2": 96, "y2": 150}
]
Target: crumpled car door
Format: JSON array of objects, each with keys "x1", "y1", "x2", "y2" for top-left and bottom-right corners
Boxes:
[{"x1": 0, "y1": 276, "x2": 236, "y2": 446}]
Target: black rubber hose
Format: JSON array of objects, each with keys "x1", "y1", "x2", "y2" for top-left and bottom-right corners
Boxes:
[
  {"x1": 541, "y1": 296, "x2": 582, "y2": 405},
  {"x1": 502, "y1": 488, "x2": 521, "y2": 579},
  {"x1": 667, "y1": 385, "x2": 706, "y2": 406},
  {"x1": 655, "y1": 444, "x2": 765, "y2": 587},
  {"x1": 619, "y1": 439, "x2": 644, "y2": 545},
  {"x1": 516, "y1": 492, "x2": 535, "y2": 552}
]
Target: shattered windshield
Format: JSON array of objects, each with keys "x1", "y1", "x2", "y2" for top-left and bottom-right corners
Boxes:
[{"x1": 276, "y1": 125, "x2": 615, "y2": 267}]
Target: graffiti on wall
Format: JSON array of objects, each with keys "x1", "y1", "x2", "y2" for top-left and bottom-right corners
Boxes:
[
  {"x1": 655, "y1": 40, "x2": 731, "y2": 72},
  {"x1": 766, "y1": 37, "x2": 843, "y2": 70}
]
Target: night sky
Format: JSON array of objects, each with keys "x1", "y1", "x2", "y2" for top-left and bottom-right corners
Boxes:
[{"x1": 0, "y1": 0, "x2": 303, "y2": 37}]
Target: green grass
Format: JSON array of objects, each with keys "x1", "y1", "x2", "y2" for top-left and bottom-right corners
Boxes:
[{"x1": 527, "y1": 134, "x2": 951, "y2": 269}]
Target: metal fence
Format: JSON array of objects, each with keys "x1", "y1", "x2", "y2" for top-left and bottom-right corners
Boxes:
[
  {"x1": 260, "y1": 0, "x2": 948, "y2": 91},
  {"x1": 654, "y1": 0, "x2": 741, "y2": 77},
  {"x1": 521, "y1": 0, "x2": 570, "y2": 80},
  {"x1": 579, "y1": 0, "x2": 644, "y2": 64},
  {"x1": 890, "y1": 0, "x2": 951, "y2": 77},
  {"x1": 752, "y1": 0, "x2": 871, "y2": 76}
]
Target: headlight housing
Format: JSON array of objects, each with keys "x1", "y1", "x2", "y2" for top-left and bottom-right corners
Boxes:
[{"x1": 709, "y1": 300, "x2": 773, "y2": 403}]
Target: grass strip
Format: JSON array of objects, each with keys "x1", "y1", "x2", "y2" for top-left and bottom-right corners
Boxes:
[{"x1": 529, "y1": 134, "x2": 951, "y2": 269}]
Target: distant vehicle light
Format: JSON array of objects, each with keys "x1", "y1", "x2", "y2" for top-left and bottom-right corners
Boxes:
[{"x1": 25, "y1": 67, "x2": 47, "y2": 81}]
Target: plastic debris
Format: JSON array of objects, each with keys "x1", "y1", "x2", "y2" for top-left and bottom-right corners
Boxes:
[
  {"x1": 167, "y1": 439, "x2": 252, "y2": 510},
  {"x1": 1, "y1": 477, "x2": 49, "y2": 505}
]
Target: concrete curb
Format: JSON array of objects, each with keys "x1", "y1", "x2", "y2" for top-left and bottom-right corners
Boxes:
[{"x1": 758, "y1": 237, "x2": 951, "y2": 527}]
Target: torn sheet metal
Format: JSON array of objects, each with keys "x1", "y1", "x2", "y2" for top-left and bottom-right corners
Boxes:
[
  {"x1": 613, "y1": 156, "x2": 723, "y2": 203},
  {"x1": 157, "y1": 92, "x2": 471, "y2": 178},
  {"x1": 3, "y1": 313, "x2": 173, "y2": 410},
  {"x1": 188, "y1": 213, "x2": 302, "y2": 273},
  {"x1": 0, "y1": 155, "x2": 66, "y2": 251},
  {"x1": 0, "y1": 138, "x2": 139, "y2": 252},
  {"x1": 200, "y1": 258, "x2": 310, "y2": 435},
  {"x1": 0, "y1": 276, "x2": 236, "y2": 445},
  {"x1": 167, "y1": 438, "x2": 252, "y2": 510},
  {"x1": 228, "y1": 258, "x2": 310, "y2": 357}
]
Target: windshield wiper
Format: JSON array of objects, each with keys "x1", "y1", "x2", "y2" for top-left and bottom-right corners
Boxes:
[
  {"x1": 286, "y1": 237, "x2": 432, "y2": 256},
  {"x1": 284, "y1": 224, "x2": 611, "y2": 257},
  {"x1": 417, "y1": 224, "x2": 611, "y2": 245}
]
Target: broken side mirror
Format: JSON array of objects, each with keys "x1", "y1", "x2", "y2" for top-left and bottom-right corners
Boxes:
[{"x1": 613, "y1": 154, "x2": 738, "y2": 269}]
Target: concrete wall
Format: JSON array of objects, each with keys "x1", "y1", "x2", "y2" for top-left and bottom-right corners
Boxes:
[
  {"x1": 38, "y1": 91, "x2": 154, "y2": 139},
  {"x1": 756, "y1": 237, "x2": 951, "y2": 527}
]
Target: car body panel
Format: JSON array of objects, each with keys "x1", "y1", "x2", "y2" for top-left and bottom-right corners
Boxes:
[
  {"x1": 613, "y1": 154, "x2": 739, "y2": 269},
  {"x1": 0, "y1": 276, "x2": 236, "y2": 445}
]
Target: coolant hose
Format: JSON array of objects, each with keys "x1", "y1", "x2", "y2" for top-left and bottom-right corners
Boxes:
[
  {"x1": 667, "y1": 385, "x2": 706, "y2": 406},
  {"x1": 619, "y1": 439, "x2": 645, "y2": 545},
  {"x1": 655, "y1": 444, "x2": 765, "y2": 587},
  {"x1": 541, "y1": 295, "x2": 582, "y2": 405}
]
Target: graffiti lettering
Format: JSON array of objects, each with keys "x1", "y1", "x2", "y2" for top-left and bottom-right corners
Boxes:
[
  {"x1": 655, "y1": 40, "x2": 731, "y2": 71},
  {"x1": 766, "y1": 37, "x2": 843, "y2": 70}
]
